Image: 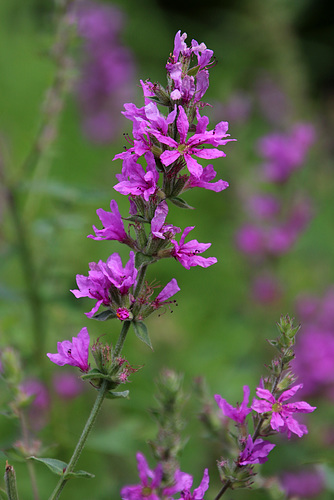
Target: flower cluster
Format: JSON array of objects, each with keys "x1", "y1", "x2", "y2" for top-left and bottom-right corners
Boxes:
[
  {"x1": 68, "y1": 30, "x2": 233, "y2": 327},
  {"x1": 121, "y1": 453, "x2": 209, "y2": 500},
  {"x1": 72, "y1": 0, "x2": 135, "y2": 143},
  {"x1": 210, "y1": 316, "x2": 316, "y2": 491},
  {"x1": 235, "y1": 123, "x2": 315, "y2": 303},
  {"x1": 293, "y1": 287, "x2": 334, "y2": 399}
]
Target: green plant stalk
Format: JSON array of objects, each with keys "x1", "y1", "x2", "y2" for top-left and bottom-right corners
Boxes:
[
  {"x1": 4, "y1": 462, "x2": 20, "y2": 500},
  {"x1": 19, "y1": 411, "x2": 40, "y2": 500},
  {"x1": 113, "y1": 320, "x2": 131, "y2": 359},
  {"x1": 48, "y1": 379, "x2": 109, "y2": 500}
]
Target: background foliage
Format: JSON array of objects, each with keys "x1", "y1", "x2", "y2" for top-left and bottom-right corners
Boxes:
[{"x1": 1, "y1": 0, "x2": 334, "y2": 498}]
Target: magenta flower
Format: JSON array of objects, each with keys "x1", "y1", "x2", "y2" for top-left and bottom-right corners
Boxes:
[
  {"x1": 167, "y1": 468, "x2": 209, "y2": 500},
  {"x1": 71, "y1": 261, "x2": 112, "y2": 318},
  {"x1": 280, "y1": 467, "x2": 325, "y2": 498},
  {"x1": 183, "y1": 164, "x2": 229, "y2": 193},
  {"x1": 114, "y1": 152, "x2": 159, "y2": 202},
  {"x1": 171, "y1": 226, "x2": 217, "y2": 270},
  {"x1": 215, "y1": 385, "x2": 252, "y2": 424},
  {"x1": 88, "y1": 199, "x2": 129, "y2": 243},
  {"x1": 120, "y1": 452, "x2": 163, "y2": 500},
  {"x1": 53, "y1": 372, "x2": 85, "y2": 400},
  {"x1": 116, "y1": 307, "x2": 130, "y2": 321},
  {"x1": 150, "y1": 106, "x2": 233, "y2": 178},
  {"x1": 151, "y1": 279, "x2": 180, "y2": 310},
  {"x1": 251, "y1": 384, "x2": 316, "y2": 438},
  {"x1": 71, "y1": 252, "x2": 137, "y2": 317},
  {"x1": 47, "y1": 327, "x2": 90, "y2": 373},
  {"x1": 151, "y1": 201, "x2": 181, "y2": 240},
  {"x1": 238, "y1": 435, "x2": 276, "y2": 465},
  {"x1": 101, "y1": 251, "x2": 137, "y2": 295}
]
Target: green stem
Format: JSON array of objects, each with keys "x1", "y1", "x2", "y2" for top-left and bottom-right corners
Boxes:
[
  {"x1": 113, "y1": 321, "x2": 131, "y2": 359},
  {"x1": 134, "y1": 264, "x2": 148, "y2": 297},
  {"x1": 5, "y1": 462, "x2": 20, "y2": 500},
  {"x1": 4, "y1": 185, "x2": 45, "y2": 360},
  {"x1": 48, "y1": 380, "x2": 109, "y2": 500}
]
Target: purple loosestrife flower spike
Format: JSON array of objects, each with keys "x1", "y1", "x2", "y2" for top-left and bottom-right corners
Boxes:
[
  {"x1": 214, "y1": 385, "x2": 252, "y2": 424},
  {"x1": 120, "y1": 452, "x2": 163, "y2": 500},
  {"x1": 238, "y1": 435, "x2": 276, "y2": 465},
  {"x1": 47, "y1": 327, "x2": 90, "y2": 373},
  {"x1": 171, "y1": 226, "x2": 217, "y2": 270},
  {"x1": 88, "y1": 199, "x2": 128, "y2": 243},
  {"x1": 251, "y1": 384, "x2": 316, "y2": 438}
]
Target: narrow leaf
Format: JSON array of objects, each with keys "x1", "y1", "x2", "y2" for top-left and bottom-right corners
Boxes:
[
  {"x1": 28, "y1": 457, "x2": 67, "y2": 476},
  {"x1": 92, "y1": 309, "x2": 117, "y2": 321},
  {"x1": 132, "y1": 321, "x2": 153, "y2": 349},
  {"x1": 169, "y1": 197, "x2": 195, "y2": 210},
  {"x1": 105, "y1": 390, "x2": 130, "y2": 400}
]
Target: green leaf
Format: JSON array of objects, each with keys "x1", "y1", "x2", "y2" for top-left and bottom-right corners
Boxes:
[
  {"x1": 132, "y1": 321, "x2": 153, "y2": 349},
  {"x1": 124, "y1": 215, "x2": 149, "y2": 223},
  {"x1": 105, "y1": 390, "x2": 130, "y2": 400},
  {"x1": 81, "y1": 369, "x2": 112, "y2": 382},
  {"x1": 28, "y1": 457, "x2": 67, "y2": 476},
  {"x1": 135, "y1": 252, "x2": 154, "y2": 268},
  {"x1": 169, "y1": 196, "x2": 195, "y2": 210},
  {"x1": 28, "y1": 457, "x2": 94, "y2": 479},
  {"x1": 92, "y1": 309, "x2": 117, "y2": 321},
  {"x1": 66, "y1": 470, "x2": 95, "y2": 479}
]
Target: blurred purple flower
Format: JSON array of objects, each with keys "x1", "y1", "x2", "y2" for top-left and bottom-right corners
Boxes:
[
  {"x1": 258, "y1": 123, "x2": 316, "y2": 183},
  {"x1": 251, "y1": 274, "x2": 282, "y2": 304},
  {"x1": 280, "y1": 467, "x2": 325, "y2": 498},
  {"x1": 247, "y1": 194, "x2": 281, "y2": 220},
  {"x1": 20, "y1": 378, "x2": 50, "y2": 410},
  {"x1": 238, "y1": 435, "x2": 275, "y2": 465},
  {"x1": 215, "y1": 385, "x2": 251, "y2": 424},
  {"x1": 235, "y1": 224, "x2": 265, "y2": 256},
  {"x1": 53, "y1": 371, "x2": 85, "y2": 400},
  {"x1": 47, "y1": 327, "x2": 90, "y2": 372},
  {"x1": 73, "y1": 1, "x2": 135, "y2": 144},
  {"x1": 251, "y1": 384, "x2": 316, "y2": 438}
]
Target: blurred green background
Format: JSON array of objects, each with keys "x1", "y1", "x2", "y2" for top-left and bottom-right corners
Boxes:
[{"x1": 1, "y1": 0, "x2": 334, "y2": 498}]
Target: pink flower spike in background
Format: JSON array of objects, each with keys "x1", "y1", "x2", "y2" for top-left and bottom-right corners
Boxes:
[
  {"x1": 238, "y1": 435, "x2": 275, "y2": 465},
  {"x1": 47, "y1": 327, "x2": 90, "y2": 373},
  {"x1": 251, "y1": 384, "x2": 316, "y2": 438},
  {"x1": 215, "y1": 385, "x2": 252, "y2": 424}
]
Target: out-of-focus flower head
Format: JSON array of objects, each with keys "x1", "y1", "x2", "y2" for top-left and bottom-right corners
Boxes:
[
  {"x1": 280, "y1": 467, "x2": 325, "y2": 498},
  {"x1": 72, "y1": 1, "x2": 135, "y2": 143}
]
